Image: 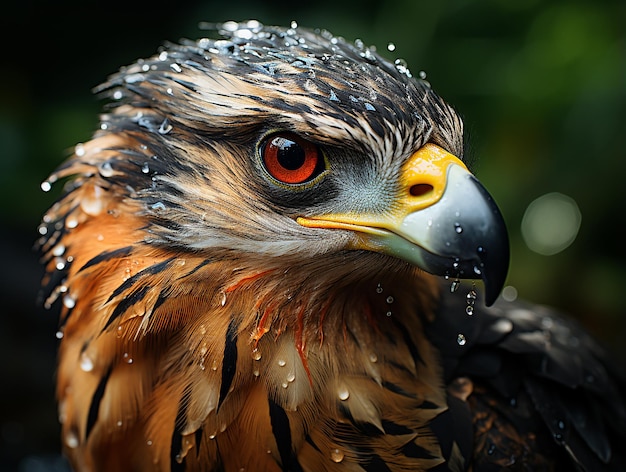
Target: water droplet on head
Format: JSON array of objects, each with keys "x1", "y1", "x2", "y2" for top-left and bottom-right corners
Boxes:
[
  {"x1": 337, "y1": 386, "x2": 350, "y2": 401},
  {"x1": 369, "y1": 353, "x2": 378, "y2": 363},
  {"x1": 386, "y1": 296, "x2": 394, "y2": 304},
  {"x1": 394, "y1": 58, "x2": 412, "y2": 77},
  {"x1": 385, "y1": 311, "x2": 392, "y2": 317},
  {"x1": 124, "y1": 73, "x2": 145, "y2": 84},
  {"x1": 290, "y1": 20, "x2": 298, "y2": 29},
  {"x1": 419, "y1": 70, "x2": 427, "y2": 79},
  {"x1": 222, "y1": 21, "x2": 238, "y2": 32},
  {"x1": 123, "y1": 352, "x2": 133, "y2": 364},
  {"x1": 99, "y1": 162, "x2": 114, "y2": 178},
  {"x1": 41, "y1": 181, "x2": 52, "y2": 192},
  {"x1": 282, "y1": 382, "x2": 289, "y2": 389},
  {"x1": 465, "y1": 305, "x2": 474, "y2": 316},
  {"x1": 151, "y1": 202, "x2": 167, "y2": 212},
  {"x1": 375, "y1": 283, "x2": 383, "y2": 294},
  {"x1": 286, "y1": 372, "x2": 296, "y2": 382},
  {"x1": 277, "y1": 359, "x2": 286, "y2": 367},
  {"x1": 330, "y1": 448, "x2": 344, "y2": 463},
  {"x1": 387, "y1": 42, "x2": 396, "y2": 52},
  {"x1": 74, "y1": 143, "x2": 86, "y2": 157},
  {"x1": 141, "y1": 163, "x2": 150, "y2": 174},
  {"x1": 454, "y1": 223, "x2": 463, "y2": 234},
  {"x1": 457, "y1": 333, "x2": 467, "y2": 346},
  {"x1": 251, "y1": 349, "x2": 262, "y2": 361},
  {"x1": 158, "y1": 119, "x2": 173, "y2": 135},
  {"x1": 55, "y1": 330, "x2": 64, "y2": 339}
]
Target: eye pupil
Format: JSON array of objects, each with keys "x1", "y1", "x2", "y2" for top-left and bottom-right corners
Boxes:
[{"x1": 274, "y1": 138, "x2": 306, "y2": 170}]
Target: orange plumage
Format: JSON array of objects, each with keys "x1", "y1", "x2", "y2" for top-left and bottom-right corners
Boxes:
[{"x1": 39, "y1": 21, "x2": 626, "y2": 471}]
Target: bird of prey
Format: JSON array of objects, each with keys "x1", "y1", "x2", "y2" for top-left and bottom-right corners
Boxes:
[{"x1": 38, "y1": 20, "x2": 625, "y2": 471}]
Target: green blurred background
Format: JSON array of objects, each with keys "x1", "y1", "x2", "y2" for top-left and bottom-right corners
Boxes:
[{"x1": 1, "y1": 0, "x2": 624, "y2": 469}]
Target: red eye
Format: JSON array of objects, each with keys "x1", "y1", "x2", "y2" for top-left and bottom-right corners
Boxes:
[{"x1": 261, "y1": 133, "x2": 324, "y2": 184}]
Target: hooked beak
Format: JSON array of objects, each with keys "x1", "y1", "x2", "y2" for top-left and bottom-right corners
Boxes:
[{"x1": 297, "y1": 143, "x2": 509, "y2": 305}]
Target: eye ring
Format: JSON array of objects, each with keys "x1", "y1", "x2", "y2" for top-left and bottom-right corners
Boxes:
[{"x1": 260, "y1": 132, "x2": 325, "y2": 185}]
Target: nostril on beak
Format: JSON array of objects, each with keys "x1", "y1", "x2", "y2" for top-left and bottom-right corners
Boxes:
[{"x1": 410, "y1": 184, "x2": 434, "y2": 198}]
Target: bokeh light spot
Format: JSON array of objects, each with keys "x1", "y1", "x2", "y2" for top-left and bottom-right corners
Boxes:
[
  {"x1": 501, "y1": 285, "x2": 518, "y2": 302},
  {"x1": 521, "y1": 192, "x2": 582, "y2": 255}
]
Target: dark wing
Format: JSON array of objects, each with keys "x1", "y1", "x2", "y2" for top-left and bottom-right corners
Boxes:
[{"x1": 427, "y1": 282, "x2": 626, "y2": 471}]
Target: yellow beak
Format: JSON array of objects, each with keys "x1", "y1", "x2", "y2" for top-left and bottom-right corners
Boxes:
[{"x1": 297, "y1": 144, "x2": 509, "y2": 305}]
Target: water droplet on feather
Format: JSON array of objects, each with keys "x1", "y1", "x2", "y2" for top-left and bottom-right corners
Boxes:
[
  {"x1": 80, "y1": 353, "x2": 94, "y2": 372},
  {"x1": 330, "y1": 448, "x2": 344, "y2": 463},
  {"x1": 65, "y1": 430, "x2": 79, "y2": 449},
  {"x1": 63, "y1": 295, "x2": 76, "y2": 309}
]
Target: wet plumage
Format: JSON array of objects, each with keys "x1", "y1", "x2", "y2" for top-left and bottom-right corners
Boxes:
[{"x1": 38, "y1": 21, "x2": 626, "y2": 471}]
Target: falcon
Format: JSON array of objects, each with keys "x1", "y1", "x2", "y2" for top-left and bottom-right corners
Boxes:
[{"x1": 38, "y1": 20, "x2": 626, "y2": 471}]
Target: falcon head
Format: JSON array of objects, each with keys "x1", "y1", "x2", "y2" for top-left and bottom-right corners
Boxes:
[{"x1": 45, "y1": 20, "x2": 508, "y2": 304}]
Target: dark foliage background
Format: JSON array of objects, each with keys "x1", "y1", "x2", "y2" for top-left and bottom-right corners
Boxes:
[{"x1": 1, "y1": 0, "x2": 624, "y2": 469}]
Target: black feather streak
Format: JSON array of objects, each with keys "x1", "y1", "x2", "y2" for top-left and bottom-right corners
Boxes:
[
  {"x1": 170, "y1": 386, "x2": 191, "y2": 472},
  {"x1": 268, "y1": 398, "x2": 298, "y2": 471},
  {"x1": 363, "y1": 454, "x2": 392, "y2": 472},
  {"x1": 78, "y1": 246, "x2": 133, "y2": 273},
  {"x1": 103, "y1": 284, "x2": 152, "y2": 330},
  {"x1": 218, "y1": 318, "x2": 239, "y2": 409},
  {"x1": 106, "y1": 257, "x2": 175, "y2": 304},
  {"x1": 85, "y1": 366, "x2": 112, "y2": 440}
]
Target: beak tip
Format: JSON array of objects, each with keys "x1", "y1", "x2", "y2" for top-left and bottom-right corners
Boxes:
[{"x1": 480, "y1": 239, "x2": 510, "y2": 307}]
